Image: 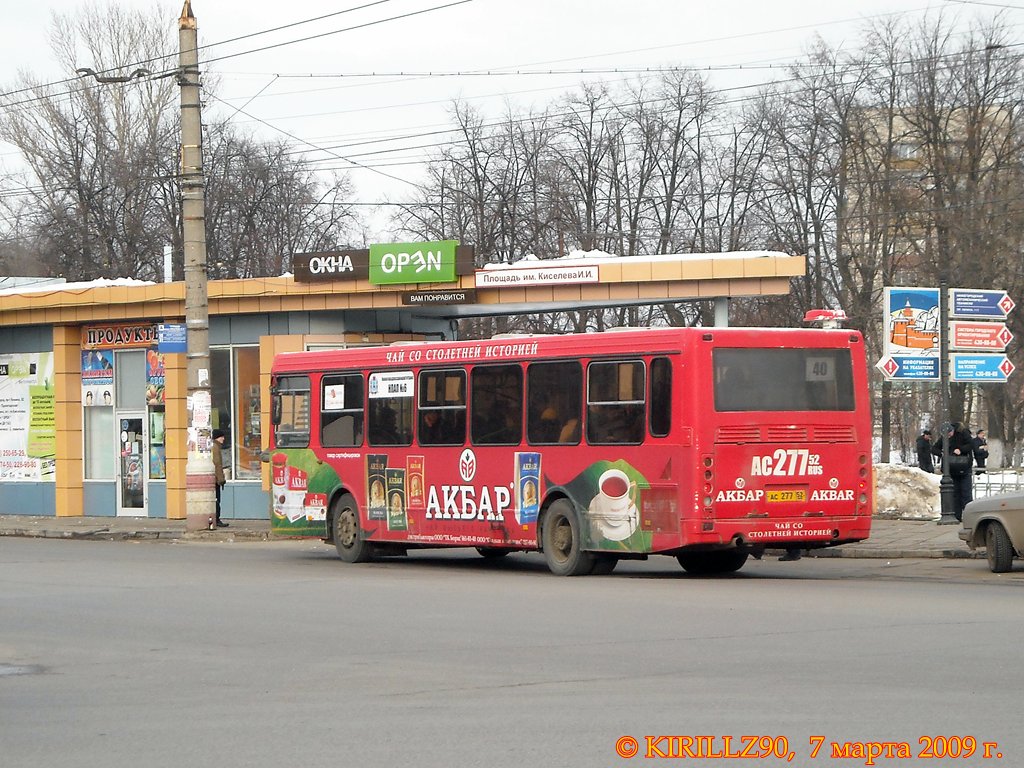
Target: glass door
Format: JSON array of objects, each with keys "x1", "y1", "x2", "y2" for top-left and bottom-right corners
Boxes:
[{"x1": 117, "y1": 413, "x2": 147, "y2": 516}]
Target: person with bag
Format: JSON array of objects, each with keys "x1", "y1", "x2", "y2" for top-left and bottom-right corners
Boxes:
[
  {"x1": 915, "y1": 428, "x2": 934, "y2": 473},
  {"x1": 932, "y1": 422, "x2": 975, "y2": 521}
]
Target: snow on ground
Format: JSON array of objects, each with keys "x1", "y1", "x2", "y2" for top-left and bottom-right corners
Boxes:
[
  {"x1": 875, "y1": 463, "x2": 1024, "y2": 519},
  {"x1": 875, "y1": 463, "x2": 941, "y2": 520}
]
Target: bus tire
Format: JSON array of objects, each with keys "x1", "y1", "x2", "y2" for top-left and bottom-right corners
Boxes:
[
  {"x1": 332, "y1": 493, "x2": 372, "y2": 563},
  {"x1": 591, "y1": 555, "x2": 618, "y2": 575},
  {"x1": 541, "y1": 500, "x2": 594, "y2": 576},
  {"x1": 985, "y1": 522, "x2": 1014, "y2": 573},
  {"x1": 676, "y1": 550, "x2": 748, "y2": 575},
  {"x1": 476, "y1": 547, "x2": 510, "y2": 559}
]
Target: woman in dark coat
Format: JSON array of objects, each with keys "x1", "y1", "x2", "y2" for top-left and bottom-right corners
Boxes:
[{"x1": 932, "y1": 422, "x2": 976, "y2": 521}]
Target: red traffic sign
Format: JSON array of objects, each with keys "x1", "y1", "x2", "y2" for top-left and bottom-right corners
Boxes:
[{"x1": 950, "y1": 321, "x2": 1014, "y2": 351}]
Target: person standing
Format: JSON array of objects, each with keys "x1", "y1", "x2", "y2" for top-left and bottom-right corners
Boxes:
[
  {"x1": 933, "y1": 422, "x2": 975, "y2": 521},
  {"x1": 972, "y1": 429, "x2": 989, "y2": 475},
  {"x1": 915, "y1": 429, "x2": 934, "y2": 472},
  {"x1": 212, "y1": 429, "x2": 228, "y2": 527}
]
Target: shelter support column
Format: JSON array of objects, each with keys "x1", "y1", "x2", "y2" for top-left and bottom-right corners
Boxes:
[
  {"x1": 53, "y1": 326, "x2": 83, "y2": 517},
  {"x1": 164, "y1": 349, "x2": 188, "y2": 519}
]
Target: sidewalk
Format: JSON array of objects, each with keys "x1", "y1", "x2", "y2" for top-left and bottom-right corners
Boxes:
[
  {"x1": 0, "y1": 515, "x2": 980, "y2": 558},
  {"x1": 0, "y1": 515, "x2": 270, "y2": 543}
]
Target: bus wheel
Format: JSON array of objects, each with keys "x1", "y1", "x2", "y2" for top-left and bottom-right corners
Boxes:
[
  {"x1": 541, "y1": 500, "x2": 594, "y2": 576},
  {"x1": 985, "y1": 522, "x2": 1014, "y2": 573},
  {"x1": 591, "y1": 556, "x2": 618, "y2": 575},
  {"x1": 676, "y1": 550, "x2": 748, "y2": 575},
  {"x1": 332, "y1": 493, "x2": 372, "y2": 563},
  {"x1": 476, "y1": 547, "x2": 510, "y2": 560}
]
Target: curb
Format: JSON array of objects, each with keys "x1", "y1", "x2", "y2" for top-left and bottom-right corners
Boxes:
[
  {"x1": 0, "y1": 528, "x2": 271, "y2": 542},
  {"x1": 808, "y1": 548, "x2": 983, "y2": 560}
]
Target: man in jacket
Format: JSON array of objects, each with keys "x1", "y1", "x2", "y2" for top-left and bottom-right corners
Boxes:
[
  {"x1": 932, "y1": 422, "x2": 975, "y2": 521},
  {"x1": 972, "y1": 429, "x2": 989, "y2": 475},
  {"x1": 915, "y1": 429, "x2": 934, "y2": 472}
]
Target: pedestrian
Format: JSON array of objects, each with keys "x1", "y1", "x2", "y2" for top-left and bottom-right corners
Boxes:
[
  {"x1": 212, "y1": 429, "x2": 228, "y2": 527},
  {"x1": 932, "y1": 422, "x2": 975, "y2": 521},
  {"x1": 915, "y1": 428, "x2": 934, "y2": 473},
  {"x1": 972, "y1": 429, "x2": 989, "y2": 475}
]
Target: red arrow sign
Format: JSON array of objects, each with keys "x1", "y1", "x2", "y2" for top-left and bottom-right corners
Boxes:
[
  {"x1": 999, "y1": 294, "x2": 1016, "y2": 315},
  {"x1": 950, "y1": 321, "x2": 1013, "y2": 351}
]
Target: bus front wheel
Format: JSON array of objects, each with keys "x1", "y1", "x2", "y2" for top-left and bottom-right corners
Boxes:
[
  {"x1": 332, "y1": 493, "x2": 372, "y2": 563},
  {"x1": 541, "y1": 500, "x2": 595, "y2": 576},
  {"x1": 676, "y1": 550, "x2": 748, "y2": 575}
]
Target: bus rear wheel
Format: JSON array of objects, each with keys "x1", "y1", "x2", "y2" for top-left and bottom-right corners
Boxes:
[
  {"x1": 676, "y1": 550, "x2": 748, "y2": 575},
  {"x1": 541, "y1": 500, "x2": 594, "y2": 576},
  {"x1": 332, "y1": 493, "x2": 372, "y2": 563}
]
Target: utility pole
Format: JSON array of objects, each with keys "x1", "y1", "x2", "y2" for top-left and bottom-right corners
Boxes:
[{"x1": 178, "y1": 0, "x2": 216, "y2": 531}]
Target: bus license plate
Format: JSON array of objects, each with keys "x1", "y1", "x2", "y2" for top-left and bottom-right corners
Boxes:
[{"x1": 766, "y1": 488, "x2": 807, "y2": 503}]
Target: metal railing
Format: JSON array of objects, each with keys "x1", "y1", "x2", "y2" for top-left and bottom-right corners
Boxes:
[{"x1": 972, "y1": 470, "x2": 1024, "y2": 498}]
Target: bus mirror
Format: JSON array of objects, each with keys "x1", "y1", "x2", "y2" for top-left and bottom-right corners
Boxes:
[{"x1": 271, "y1": 395, "x2": 282, "y2": 426}]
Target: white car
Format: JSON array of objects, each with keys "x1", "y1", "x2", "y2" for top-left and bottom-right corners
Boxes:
[{"x1": 959, "y1": 492, "x2": 1024, "y2": 573}]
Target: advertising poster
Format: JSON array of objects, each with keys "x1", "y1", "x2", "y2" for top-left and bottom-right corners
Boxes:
[
  {"x1": 366, "y1": 454, "x2": 387, "y2": 520},
  {"x1": 385, "y1": 467, "x2": 407, "y2": 531},
  {"x1": 884, "y1": 287, "x2": 940, "y2": 357},
  {"x1": 81, "y1": 349, "x2": 114, "y2": 406},
  {"x1": 146, "y1": 349, "x2": 165, "y2": 405},
  {"x1": 407, "y1": 455, "x2": 425, "y2": 509},
  {"x1": 515, "y1": 452, "x2": 541, "y2": 525},
  {"x1": 0, "y1": 353, "x2": 56, "y2": 481}
]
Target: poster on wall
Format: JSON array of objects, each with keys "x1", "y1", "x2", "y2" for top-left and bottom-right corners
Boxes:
[
  {"x1": 146, "y1": 349, "x2": 165, "y2": 405},
  {"x1": 81, "y1": 350, "x2": 114, "y2": 406},
  {"x1": 0, "y1": 353, "x2": 56, "y2": 481}
]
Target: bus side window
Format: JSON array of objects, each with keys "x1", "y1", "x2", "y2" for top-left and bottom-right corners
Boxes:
[
  {"x1": 527, "y1": 361, "x2": 582, "y2": 445},
  {"x1": 418, "y1": 369, "x2": 467, "y2": 446},
  {"x1": 649, "y1": 357, "x2": 671, "y2": 437},
  {"x1": 273, "y1": 375, "x2": 310, "y2": 448},
  {"x1": 321, "y1": 373, "x2": 364, "y2": 447},
  {"x1": 586, "y1": 360, "x2": 644, "y2": 445},
  {"x1": 471, "y1": 364, "x2": 522, "y2": 445}
]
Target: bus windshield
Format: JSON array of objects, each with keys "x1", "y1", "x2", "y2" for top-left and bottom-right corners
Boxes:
[{"x1": 713, "y1": 348, "x2": 855, "y2": 412}]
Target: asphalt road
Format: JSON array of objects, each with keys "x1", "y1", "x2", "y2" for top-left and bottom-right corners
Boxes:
[{"x1": 2, "y1": 538, "x2": 1022, "y2": 768}]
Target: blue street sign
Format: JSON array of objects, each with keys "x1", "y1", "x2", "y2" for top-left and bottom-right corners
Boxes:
[
  {"x1": 875, "y1": 355, "x2": 940, "y2": 380},
  {"x1": 158, "y1": 323, "x2": 187, "y2": 354},
  {"x1": 951, "y1": 354, "x2": 1015, "y2": 382},
  {"x1": 950, "y1": 289, "x2": 1015, "y2": 319}
]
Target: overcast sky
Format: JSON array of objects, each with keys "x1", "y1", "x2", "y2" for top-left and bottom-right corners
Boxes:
[{"x1": 1, "y1": 0, "x2": 1016, "y2": 238}]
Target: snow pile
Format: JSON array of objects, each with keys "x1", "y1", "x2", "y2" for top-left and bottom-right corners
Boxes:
[{"x1": 875, "y1": 463, "x2": 940, "y2": 520}]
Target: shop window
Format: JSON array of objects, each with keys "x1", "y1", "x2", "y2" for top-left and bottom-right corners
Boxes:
[
  {"x1": 84, "y1": 406, "x2": 115, "y2": 480},
  {"x1": 234, "y1": 347, "x2": 261, "y2": 479}
]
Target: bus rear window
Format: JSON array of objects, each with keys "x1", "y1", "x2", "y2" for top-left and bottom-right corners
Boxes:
[{"x1": 713, "y1": 348, "x2": 855, "y2": 412}]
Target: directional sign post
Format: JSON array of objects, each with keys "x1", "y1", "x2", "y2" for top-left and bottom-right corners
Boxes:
[
  {"x1": 949, "y1": 321, "x2": 1013, "y2": 351},
  {"x1": 950, "y1": 289, "x2": 1016, "y2": 319},
  {"x1": 875, "y1": 355, "x2": 940, "y2": 381},
  {"x1": 950, "y1": 354, "x2": 1016, "y2": 382}
]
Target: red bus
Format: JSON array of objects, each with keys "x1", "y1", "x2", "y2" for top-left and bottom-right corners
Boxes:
[{"x1": 267, "y1": 326, "x2": 872, "y2": 575}]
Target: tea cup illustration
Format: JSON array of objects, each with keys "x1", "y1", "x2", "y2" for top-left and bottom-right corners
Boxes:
[{"x1": 591, "y1": 468, "x2": 638, "y2": 541}]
